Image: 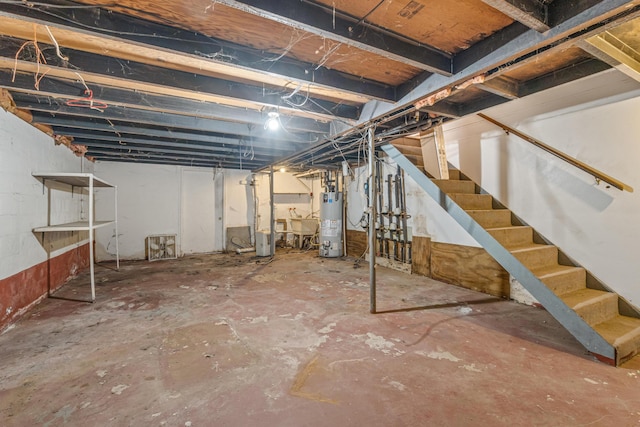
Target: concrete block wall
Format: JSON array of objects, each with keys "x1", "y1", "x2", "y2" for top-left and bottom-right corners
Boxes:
[
  {"x1": 94, "y1": 163, "x2": 255, "y2": 260},
  {"x1": 0, "y1": 109, "x2": 92, "y2": 331},
  {"x1": 254, "y1": 172, "x2": 321, "y2": 237}
]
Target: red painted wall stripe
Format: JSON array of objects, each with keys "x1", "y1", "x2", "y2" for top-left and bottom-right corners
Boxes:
[{"x1": 0, "y1": 243, "x2": 89, "y2": 330}]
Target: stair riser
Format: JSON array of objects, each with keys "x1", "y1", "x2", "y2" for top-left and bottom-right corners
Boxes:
[
  {"x1": 572, "y1": 295, "x2": 619, "y2": 326},
  {"x1": 394, "y1": 145, "x2": 422, "y2": 157},
  {"x1": 403, "y1": 155, "x2": 424, "y2": 167},
  {"x1": 540, "y1": 269, "x2": 587, "y2": 296},
  {"x1": 448, "y1": 170, "x2": 461, "y2": 180},
  {"x1": 617, "y1": 333, "x2": 640, "y2": 365},
  {"x1": 433, "y1": 180, "x2": 476, "y2": 194},
  {"x1": 449, "y1": 194, "x2": 493, "y2": 210},
  {"x1": 512, "y1": 246, "x2": 558, "y2": 270},
  {"x1": 488, "y1": 227, "x2": 533, "y2": 248},
  {"x1": 467, "y1": 210, "x2": 512, "y2": 228}
]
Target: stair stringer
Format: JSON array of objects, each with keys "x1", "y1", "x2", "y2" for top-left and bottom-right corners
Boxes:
[
  {"x1": 382, "y1": 144, "x2": 616, "y2": 363},
  {"x1": 455, "y1": 164, "x2": 640, "y2": 321}
]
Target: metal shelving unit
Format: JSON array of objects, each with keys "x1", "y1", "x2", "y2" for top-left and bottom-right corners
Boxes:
[{"x1": 33, "y1": 173, "x2": 119, "y2": 302}]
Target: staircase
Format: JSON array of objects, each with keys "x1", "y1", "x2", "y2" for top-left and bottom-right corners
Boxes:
[{"x1": 382, "y1": 143, "x2": 640, "y2": 366}]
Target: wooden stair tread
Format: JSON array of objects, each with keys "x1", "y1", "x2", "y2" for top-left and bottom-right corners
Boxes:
[
  {"x1": 533, "y1": 264, "x2": 584, "y2": 278},
  {"x1": 466, "y1": 209, "x2": 511, "y2": 228},
  {"x1": 510, "y1": 243, "x2": 556, "y2": 254},
  {"x1": 486, "y1": 226, "x2": 533, "y2": 249},
  {"x1": 560, "y1": 288, "x2": 617, "y2": 311},
  {"x1": 510, "y1": 244, "x2": 558, "y2": 271},
  {"x1": 393, "y1": 145, "x2": 422, "y2": 156},
  {"x1": 534, "y1": 265, "x2": 587, "y2": 296},
  {"x1": 562, "y1": 288, "x2": 618, "y2": 308},
  {"x1": 594, "y1": 316, "x2": 640, "y2": 364},
  {"x1": 595, "y1": 316, "x2": 640, "y2": 339},
  {"x1": 431, "y1": 179, "x2": 476, "y2": 194},
  {"x1": 486, "y1": 225, "x2": 530, "y2": 231},
  {"x1": 448, "y1": 193, "x2": 493, "y2": 209},
  {"x1": 465, "y1": 208, "x2": 508, "y2": 213}
]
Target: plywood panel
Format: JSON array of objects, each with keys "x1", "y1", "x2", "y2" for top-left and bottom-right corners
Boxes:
[
  {"x1": 74, "y1": 0, "x2": 421, "y2": 85},
  {"x1": 431, "y1": 242, "x2": 509, "y2": 298},
  {"x1": 317, "y1": 0, "x2": 514, "y2": 53},
  {"x1": 502, "y1": 46, "x2": 591, "y2": 82},
  {"x1": 411, "y1": 236, "x2": 431, "y2": 277},
  {"x1": 346, "y1": 229, "x2": 367, "y2": 258}
]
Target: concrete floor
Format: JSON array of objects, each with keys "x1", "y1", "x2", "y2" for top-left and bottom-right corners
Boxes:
[{"x1": 1, "y1": 251, "x2": 639, "y2": 426}]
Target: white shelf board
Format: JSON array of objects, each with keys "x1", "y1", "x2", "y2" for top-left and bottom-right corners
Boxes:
[
  {"x1": 33, "y1": 220, "x2": 114, "y2": 232},
  {"x1": 32, "y1": 173, "x2": 115, "y2": 188}
]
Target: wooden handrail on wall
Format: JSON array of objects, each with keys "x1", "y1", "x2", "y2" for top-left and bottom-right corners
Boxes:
[{"x1": 478, "y1": 113, "x2": 634, "y2": 193}]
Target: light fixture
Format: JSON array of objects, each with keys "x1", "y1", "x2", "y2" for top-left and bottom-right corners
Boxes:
[
  {"x1": 279, "y1": 167, "x2": 286, "y2": 173},
  {"x1": 265, "y1": 111, "x2": 280, "y2": 131}
]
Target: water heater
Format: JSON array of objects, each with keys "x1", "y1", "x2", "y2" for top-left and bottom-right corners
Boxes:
[{"x1": 319, "y1": 191, "x2": 343, "y2": 257}]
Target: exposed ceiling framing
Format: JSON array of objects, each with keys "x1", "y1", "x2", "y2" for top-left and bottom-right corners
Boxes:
[{"x1": 0, "y1": 0, "x2": 639, "y2": 171}]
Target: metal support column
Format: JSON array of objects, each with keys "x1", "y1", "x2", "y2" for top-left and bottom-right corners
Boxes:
[
  {"x1": 88, "y1": 175, "x2": 95, "y2": 302},
  {"x1": 269, "y1": 167, "x2": 276, "y2": 257},
  {"x1": 368, "y1": 127, "x2": 377, "y2": 314},
  {"x1": 115, "y1": 185, "x2": 120, "y2": 270}
]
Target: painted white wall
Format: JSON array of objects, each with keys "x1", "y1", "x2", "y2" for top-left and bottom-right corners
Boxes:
[
  {"x1": 344, "y1": 70, "x2": 640, "y2": 305},
  {"x1": 345, "y1": 161, "x2": 478, "y2": 246},
  {"x1": 94, "y1": 162, "x2": 181, "y2": 261},
  {"x1": 94, "y1": 164, "x2": 256, "y2": 260},
  {"x1": 442, "y1": 70, "x2": 640, "y2": 305},
  {"x1": 254, "y1": 172, "x2": 320, "y2": 238},
  {"x1": 224, "y1": 169, "x2": 255, "y2": 229},
  {"x1": 0, "y1": 109, "x2": 91, "y2": 280},
  {"x1": 181, "y1": 169, "x2": 216, "y2": 255}
]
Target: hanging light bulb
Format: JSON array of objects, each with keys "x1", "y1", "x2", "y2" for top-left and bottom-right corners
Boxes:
[{"x1": 265, "y1": 111, "x2": 280, "y2": 131}]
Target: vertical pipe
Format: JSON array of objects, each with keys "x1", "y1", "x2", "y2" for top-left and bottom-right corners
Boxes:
[
  {"x1": 342, "y1": 171, "x2": 347, "y2": 257},
  {"x1": 89, "y1": 175, "x2": 95, "y2": 302},
  {"x1": 368, "y1": 127, "x2": 376, "y2": 314},
  {"x1": 269, "y1": 166, "x2": 276, "y2": 257},
  {"x1": 115, "y1": 185, "x2": 119, "y2": 270}
]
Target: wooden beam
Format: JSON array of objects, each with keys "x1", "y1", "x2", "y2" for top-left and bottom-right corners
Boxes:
[
  {"x1": 433, "y1": 125, "x2": 449, "y2": 180},
  {"x1": 0, "y1": 8, "x2": 392, "y2": 103},
  {"x1": 453, "y1": 22, "x2": 529, "y2": 74},
  {"x1": 31, "y1": 114, "x2": 293, "y2": 151},
  {"x1": 0, "y1": 36, "x2": 359, "y2": 123},
  {"x1": 481, "y1": 0, "x2": 549, "y2": 32},
  {"x1": 88, "y1": 155, "x2": 246, "y2": 169},
  {"x1": 214, "y1": 0, "x2": 452, "y2": 75},
  {"x1": 475, "y1": 76, "x2": 520, "y2": 99},
  {"x1": 11, "y1": 92, "x2": 317, "y2": 145},
  {"x1": 517, "y1": 58, "x2": 611, "y2": 97},
  {"x1": 580, "y1": 33, "x2": 640, "y2": 83},
  {"x1": 68, "y1": 135, "x2": 288, "y2": 157},
  {"x1": 53, "y1": 126, "x2": 292, "y2": 155},
  {"x1": 2, "y1": 71, "x2": 331, "y2": 134},
  {"x1": 83, "y1": 145, "x2": 269, "y2": 166}
]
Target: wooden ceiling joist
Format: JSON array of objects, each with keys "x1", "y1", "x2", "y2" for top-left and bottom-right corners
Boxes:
[
  {"x1": 31, "y1": 116, "x2": 296, "y2": 151},
  {"x1": 58, "y1": 131, "x2": 296, "y2": 155},
  {"x1": 517, "y1": 58, "x2": 612, "y2": 97},
  {"x1": 11, "y1": 92, "x2": 318, "y2": 145},
  {"x1": 2, "y1": 71, "x2": 332, "y2": 135},
  {"x1": 0, "y1": 53, "x2": 357, "y2": 125},
  {"x1": 65, "y1": 135, "x2": 290, "y2": 157},
  {"x1": 82, "y1": 145, "x2": 273, "y2": 166},
  {"x1": 213, "y1": 0, "x2": 453, "y2": 75},
  {"x1": 481, "y1": 0, "x2": 549, "y2": 32},
  {"x1": 85, "y1": 156, "x2": 247, "y2": 169},
  {"x1": 580, "y1": 33, "x2": 640, "y2": 83},
  {"x1": 0, "y1": 7, "x2": 390, "y2": 103}
]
